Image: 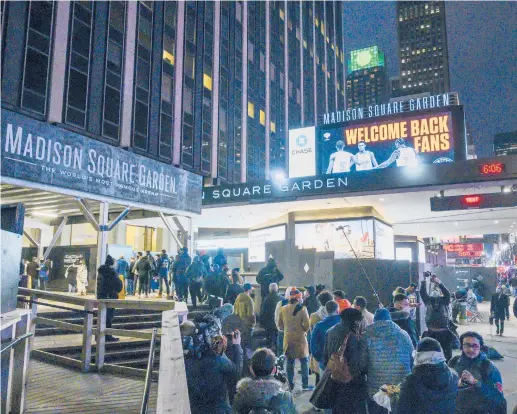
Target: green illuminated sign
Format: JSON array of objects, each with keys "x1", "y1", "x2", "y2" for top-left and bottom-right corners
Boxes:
[{"x1": 348, "y1": 46, "x2": 385, "y2": 73}]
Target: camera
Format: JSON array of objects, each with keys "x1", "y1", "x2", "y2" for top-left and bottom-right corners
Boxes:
[
  {"x1": 274, "y1": 355, "x2": 289, "y2": 386},
  {"x1": 224, "y1": 331, "x2": 238, "y2": 341},
  {"x1": 424, "y1": 271, "x2": 432, "y2": 278}
]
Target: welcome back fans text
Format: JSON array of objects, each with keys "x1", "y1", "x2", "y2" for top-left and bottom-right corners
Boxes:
[{"x1": 344, "y1": 114, "x2": 451, "y2": 153}]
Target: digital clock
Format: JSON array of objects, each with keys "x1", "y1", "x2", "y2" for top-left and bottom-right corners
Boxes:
[{"x1": 479, "y1": 162, "x2": 505, "y2": 175}]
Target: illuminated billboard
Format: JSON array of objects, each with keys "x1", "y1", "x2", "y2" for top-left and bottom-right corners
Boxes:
[
  {"x1": 319, "y1": 111, "x2": 456, "y2": 175},
  {"x1": 289, "y1": 127, "x2": 316, "y2": 178},
  {"x1": 348, "y1": 46, "x2": 385, "y2": 74}
]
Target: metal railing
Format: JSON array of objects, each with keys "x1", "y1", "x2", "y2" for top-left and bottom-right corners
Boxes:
[
  {"x1": 140, "y1": 328, "x2": 158, "y2": 414},
  {"x1": 0, "y1": 332, "x2": 33, "y2": 355}
]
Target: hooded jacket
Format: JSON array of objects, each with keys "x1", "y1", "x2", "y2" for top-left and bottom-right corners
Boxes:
[
  {"x1": 395, "y1": 362, "x2": 458, "y2": 414},
  {"x1": 311, "y1": 314, "x2": 341, "y2": 364},
  {"x1": 233, "y1": 376, "x2": 296, "y2": 414},
  {"x1": 361, "y1": 320, "x2": 414, "y2": 397},
  {"x1": 97, "y1": 265, "x2": 122, "y2": 299}
]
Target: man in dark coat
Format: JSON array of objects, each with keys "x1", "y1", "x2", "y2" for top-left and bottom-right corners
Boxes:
[
  {"x1": 173, "y1": 247, "x2": 192, "y2": 302},
  {"x1": 225, "y1": 269, "x2": 244, "y2": 305},
  {"x1": 490, "y1": 287, "x2": 510, "y2": 336},
  {"x1": 303, "y1": 285, "x2": 320, "y2": 316},
  {"x1": 323, "y1": 308, "x2": 367, "y2": 413},
  {"x1": 260, "y1": 283, "x2": 283, "y2": 351},
  {"x1": 213, "y1": 248, "x2": 227, "y2": 268},
  {"x1": 136, "y1": 255, "x2": 151, "y2": 297},
  {"x1": 388, "y1": 293, "x2": 419, "y2": 347},
  {"x1": 186, "y1": 256, "x2": 207, "y2": 308},
  {"x1": 256, "y1": 258, "x2": 284, "y2": 300},
  {"x1": 395, "y1": 338, "x2": 458, "y2": 414},
  {"x1": 26, "y1": 257, "x2": 39, "y2": 289},
  {"x1": 97, "y1": 255, "x2": 123, "y2": 342}
]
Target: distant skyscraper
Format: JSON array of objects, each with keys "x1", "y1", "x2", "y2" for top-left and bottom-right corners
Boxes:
[
  {"x1": 493, "y1": 131, "x2": 517, "y2": 156},
  {"x1": 346, "y1": 46, "x2": 388, "y2": 109},
  {"x1": 397, "y1": 1, "x2": 450, "y2": 95}
]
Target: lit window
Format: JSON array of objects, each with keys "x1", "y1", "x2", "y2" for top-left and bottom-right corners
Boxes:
[
  {"x1": 248, "y1": 101, "x2": 255, "y2": 118},
  {"x1": 280, "y1": 9, "x2": 284, "y2": 20},
  {"x1": 203, "y1": 74, "x2": 212, "y2": 91},
  {"x1": 270, "y1": 121, "x2": 276, "y2": 133},
  {"x1": 163, "y1": 50, "x2": 174, "y2": 66},
  {"x1": 321, "y1": 22, "x2": 324, "y2": 35},
  {"x1": 303, "y1": 40, "x2": 307, "y2": 49},
  {"x1": 259, "y1": 110, "x2": 266, "y2": 126},
  {"x1": 315, "y1": 17, "x2": 319, "y2": 27}
]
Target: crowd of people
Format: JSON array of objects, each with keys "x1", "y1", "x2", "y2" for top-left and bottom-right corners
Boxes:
[{"x1": 177, "y1": 264, "x2": 514, "y2": 414}]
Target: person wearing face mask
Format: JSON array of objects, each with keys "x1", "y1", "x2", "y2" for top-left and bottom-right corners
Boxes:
[
  {"x1": 388, "y1": 294, "x2": 419, "y2": 347},
  {"x1": 490, "y1": 287, "x2": 510, "y2": 336}
]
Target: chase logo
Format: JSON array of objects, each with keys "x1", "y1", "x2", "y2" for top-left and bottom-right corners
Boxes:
[{"x1": 296, "y1": 135, "x2": 308, "y2": 147}]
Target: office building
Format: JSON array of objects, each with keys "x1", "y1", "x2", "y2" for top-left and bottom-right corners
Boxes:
[
  {"x1": 346, "y1": 46, "x2": 388, "y2": 109},
  {"x1": 397, "y1": 1, "x2": 450, "y2": 95},
  {"x1": 494, "y1": 131, "x2": 517, "y2": 156},
  {"x1": 1, "y1": 1, "x2": 345, "y2": 185}
]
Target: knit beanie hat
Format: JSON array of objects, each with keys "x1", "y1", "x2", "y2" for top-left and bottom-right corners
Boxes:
[
  {"x1": 374, "y1": 308, "x2": 392, "y2": 322},
  {"x1": 290, "y1": 289, "x2": 302, "y2": 300},
  {"x1": 414, "y1": 338, "x2": 445, "y2": 366},
  {"x1": 214, "y1": 303, "x2": 234, "y2": 322},
  {"x1": 284, "y1": 286, "x2": 295, "y2": 299},
  {"x1": 105, "y1": 255, "x2": 115, "y2": 266}
]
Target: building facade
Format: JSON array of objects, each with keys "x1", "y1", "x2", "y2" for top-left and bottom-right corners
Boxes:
[
  {"x1": 1, "y1": 1, "x2": 345, "y2": 185},
  {"x1": 494, "y1": 131, "x2": 517, "y2": 156},
  {"x1": 397, "y1": 1, "x2": 450, "y2": 95},
  {"x1": 346, "y1": 46, "x2": 388, "y2": 109}
]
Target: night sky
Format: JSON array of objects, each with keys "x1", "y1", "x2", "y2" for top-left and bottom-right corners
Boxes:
[{"x1": 342, "y1": 1, "x2": 517, "y2": 158}]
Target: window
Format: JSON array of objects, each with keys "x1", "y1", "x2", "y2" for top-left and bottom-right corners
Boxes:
[
  {"x1": 248, "y1": 101, "x2": 255, "y2": 118},
  {"x1": 102, "y1": 1, "x2": 126, "y2": 141},
  {"x1": 248, "y1": 40, "x2": 254, "y2": 61},
  {"x1": 203, "y1": 74, "x2": 213, "y2": 90},
  {"x1": 260, "y1": 52, "x2": 265, "y2": 72},
  {"x1": 236, "y1": 2, "x2": 242, "y2": 22},
  {"x1": 161, "y1": 74, "x2": 173, "y2": 103},
  {"x1": 65, "y1": 2, "x2": 93, "y2": 128},
  {"x1": 270, "y1": 121, "x2": 276, "y2": 133},
  {"x1": 260, "y1": 110, "x2": 265, "y2": 126},
  {"x1": 280, "y1": 9, "x2": 284, "y2": 20},
  {"x1": 163, "y1": 35, "x2": 174, "y2": 65},
  {"x1": 184, "y1": 51, "x2": 195, "y2": 79},
  {"x1": 20, "y1": 1, "x2": 55, "y2": 115}
]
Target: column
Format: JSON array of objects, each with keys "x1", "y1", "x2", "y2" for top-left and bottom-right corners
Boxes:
[
  {"x1": 47, "y1": 1, "x2": 71, "y2": 123},
  {"x1": 241, "y1": 1, "x2": 248, "y2": 182},
  {"x1": 264, "y1": 2, "x2": 271, "y2": 178},
  {"x1": 120, "y1": 2, "x2": 137, "y2": 147},
  {"x1": 211, "y1": 2, "x2": 221, "y2": 178},
  {"x1": 172, "y1": 2, "x2": 186, "y2": 165}
]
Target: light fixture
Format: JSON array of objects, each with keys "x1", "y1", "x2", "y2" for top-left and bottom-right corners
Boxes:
[
  {"x1": 454, "y1": 222, "x2": 458, "y2": 226},
  {"x1": 502, "y1": 186, "x2": 511, "y2": 193},
  {"x1": 271, "y1": 169, "x2": 288, "y2": 185},
  {"x1": 31, "y1": 211, "x2": 59, "y2": 218},
  {"x1": 494, "y1": 220, "x2": 499, "y2": 224},
  {"x1": 379, "y1": 198, "x2": 385, "y2": 201}
]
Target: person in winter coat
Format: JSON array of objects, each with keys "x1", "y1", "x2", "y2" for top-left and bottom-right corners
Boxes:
[
  {"x1": 185, "y1": 329, "x2": 243, "y2": 413},
  {"x1": 225, "y1": 270, "x2": 244, "y2": 305},
  {"x1": 260, "y1": 283, "x2": 283, "y2": 351},
  {"x1": 97, "y1": 255, "x2": 123, "y2": 342},
  {"x1": 277, "y1": 289, "x2": 311, "y2": 391},
  {"x1": 449, "y1": 331, "x2": 506, "y2": 414},
  {"x1": 233, "y1": 348, "x2": 296, "y2": 414},
  {"x1": 420, "y1": 276, "x2": 454, "y2": 362},
  {"x1": 362, "y1": 308, "x2": 414, "y2": 414},
  {"x1": 136, "y1": 255, "x2": 151, "y2": 298},
  {"x1": 156, "y1": 250, "x2": 171, "y2": 297},
  {"x1": 26, "y1": 257, "x2": 39, "y2": 289},
  {"x1": 354, "y1": 296, "x2": 374, "y2": 334},
  {"x1": 76, "y1": 258, "x2": 88, "y2": 296},
  {"x1": 490, "y1": 287, "x2": 510, "y2": 336},
  {"x1": 38, "y1": 258, "x2": 50, "y2": 290},
  {"x1": 310, "y1": 300, "x2": 341, "y2": 370},
  {"x1": 234, "y1": 283, "x2": 256, "y2": 342},
  {"x1": 303, "y1": 285, "x2": 320, "y2": 316},
  {"x1": 308, "y1": 291, "x2": 334, "y2": 383},
  {"x1": 186, "y1": 256, "x2": 208, "y2": 308},
  {"x1": 323, "y1": 308, "x2": 368, "y2": 414},
  {"x1": 395, "y1": 338, "x2": 458, "y2": 414},
  {"x1": 333, "y1": 290, "x2": 352, "y2": 312},
  {"x1": 213, "y1": 248, "x2": 227, "y2": 268},
  {"x1": 275, "y1": 286, "x2": 296, "y2": 357},
  {"x1": 388, "y1": 294, "x2": 419, "y2": 347},
  {"x1": 66, "y1": 261, "x2": 78, "y2": 293},
  {"x1": 257, "y1": 258, "x2": 284, "y2": 300},
  {"x1": 173, "y1": 247, "x2": 192, "y2": 301},
  {"x1": 116, "y1": 256, "x2": 130, "y2": 295}
]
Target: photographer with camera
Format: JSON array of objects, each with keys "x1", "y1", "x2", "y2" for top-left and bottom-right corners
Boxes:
[
  {"x1": 420, "y1": 272, "x2": 455, "y2": 362},
  {"x1": 233, "y1": 348, "x2": 296, "y2": 414},
  {"x1": 184, "y1": 318, "x2": 243, "y2": 414}
]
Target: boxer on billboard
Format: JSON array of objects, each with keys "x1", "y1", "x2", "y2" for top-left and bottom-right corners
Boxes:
[
  {"x1": 326, "y1": 140, "x2": 355, "y2": 174},
  {"x1": 354, "y1": 142, "x2": 378, "y2": 171},
  {"x1": 376, "y1": 138, "x2": 420, "y2": 168}
]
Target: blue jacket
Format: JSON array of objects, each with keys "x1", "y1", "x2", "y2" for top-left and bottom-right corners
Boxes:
[
  {"x1": 310, "y1": 314, "x2": 341, "y2": 364},
  {"x1": 116, "y1": 258, "x2": 129, "y2": 278},
  {"x1": 361, "y1": 320, "x2": 414, "y2": 397},
  {"x1": 448, "y1": 352, "x2": 505, "y2": 414},
  {"x1": 157, "y1": 254, "x2": 171, "y2": 276},
  {"x1": 185, "y1": 345, "x2": 243, "y2": 414}
]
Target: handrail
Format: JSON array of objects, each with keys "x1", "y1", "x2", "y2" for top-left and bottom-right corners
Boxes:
[
  {"x1": 17, "y1": 296, "x2": 96, "y2": 314},
  {"x1": 140, "y1": 328, "x2": 158, "y2": 414},
  {"x1": 0, "y1": 333, "x2": 33, "y2": 354},
  {"x1": 18, "y1": 288, "x2": 97, "y2": 307}
]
